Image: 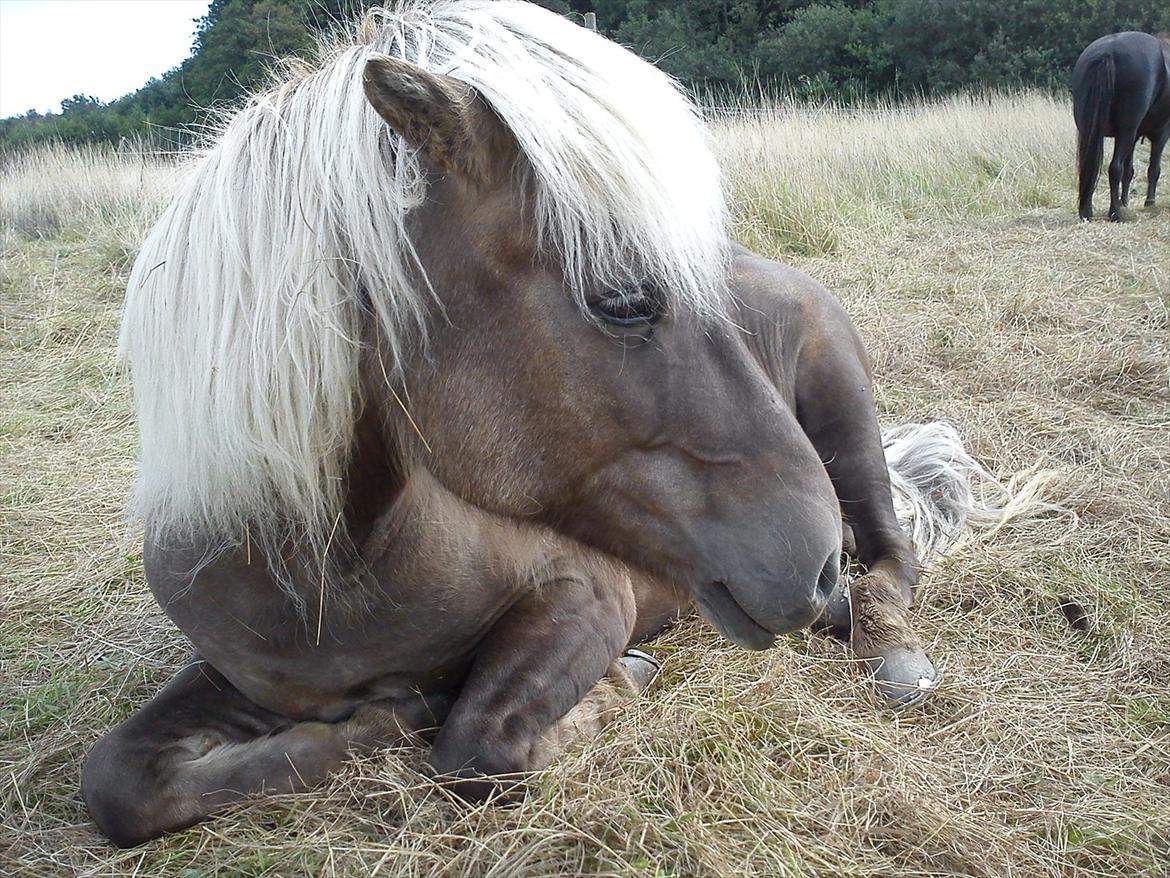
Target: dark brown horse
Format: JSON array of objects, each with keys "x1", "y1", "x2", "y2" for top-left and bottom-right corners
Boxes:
[
  {"x1": 1073, "y1": 31, "x2": 1170, "y2": 220},
  {"x1": 83, "y1": 1, "x2": 967, "y2": 846}
]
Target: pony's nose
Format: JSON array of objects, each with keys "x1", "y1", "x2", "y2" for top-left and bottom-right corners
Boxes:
[
  {"x1": 766, "y1": 545, "x2": 840, "y2": 633},
  {"x1": 816, "y1": 552, "x2": 840, "y2": 602},
  {"x1": 777, "y1": 550, "x2": 837, "y2": 631}
]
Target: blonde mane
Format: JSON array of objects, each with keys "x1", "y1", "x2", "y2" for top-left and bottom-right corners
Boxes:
[{"x1": 119, "y1": 0, "x2": 729, "y2": 574}]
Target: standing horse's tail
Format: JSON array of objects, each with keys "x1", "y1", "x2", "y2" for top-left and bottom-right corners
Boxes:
[
  {"x1": 1076, "y1": 54, "x2": 1115, "y2": 219},
  {"x1": 881, "y1": 422, "x2": 1061, "y2": 563}
]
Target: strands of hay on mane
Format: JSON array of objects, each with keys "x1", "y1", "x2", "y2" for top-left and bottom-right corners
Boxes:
[{"x1": 118, "y1": 0, "x2": 729, "y2": 587}]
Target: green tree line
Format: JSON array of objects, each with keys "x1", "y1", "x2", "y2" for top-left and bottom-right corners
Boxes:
[{"x1": 3, "y1": 0, "x2": 1168, "y2": 148}]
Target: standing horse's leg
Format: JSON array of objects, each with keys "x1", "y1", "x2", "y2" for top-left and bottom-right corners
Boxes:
[
  {"x1": 794, "y1": 298, "x2": 938, "y2": 708},
  {"x1": 429, "y1": 555, "x2": 637, "y2": 799},
  {"x1": 1146, "y1": 127, "x2": 1169, "y2": 207},
  {"x1": 1121, "y1": 147, "x2": 1136, "y2": 206},
  {"x1": 82, "y1": 661, "x2": 446, "y2": 847},
  {"x1": 1108, "y1": 129, "x2": 1138, "y2": 220}
]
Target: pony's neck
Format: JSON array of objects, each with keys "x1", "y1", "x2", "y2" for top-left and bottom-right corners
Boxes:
[{"x1": 344, "y1": 366, "x2": 410, "y2": 547}]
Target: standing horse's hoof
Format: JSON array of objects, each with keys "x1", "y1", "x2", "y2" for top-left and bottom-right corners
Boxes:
[{"x1": 865, "y1": 646, "x2": 940, "y2": 710}]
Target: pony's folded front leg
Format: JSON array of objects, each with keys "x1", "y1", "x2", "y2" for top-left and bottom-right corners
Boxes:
[
  {"x1": 429, "y1": 556, "x2": 638, "y2": 800},
  {"x1": 840, "y1": 562, "x2": 938, "y2": 709},
  {"x1": 794, "y1": 302, "x2": 939, "y2": 709},
  {"x1": 82, "y1": 660, "x2": 442, "y2": 847},
  {"x1": 526, "y1": 653, "x2": 658, "y2": 771}
]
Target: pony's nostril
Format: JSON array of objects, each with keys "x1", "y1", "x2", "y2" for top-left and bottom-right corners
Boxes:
[{"x1": 816, "y1": 553, "x2": 840, "y2": 600}]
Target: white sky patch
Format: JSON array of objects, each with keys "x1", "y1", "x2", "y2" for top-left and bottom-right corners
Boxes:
[{"x1": 0, "y1": 0, "x2": 210, "y2": 117}]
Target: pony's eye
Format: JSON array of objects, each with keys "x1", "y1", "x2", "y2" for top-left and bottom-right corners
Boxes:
[{"x1": 590, "y1": 287, "x2": 662, "y2": 326}]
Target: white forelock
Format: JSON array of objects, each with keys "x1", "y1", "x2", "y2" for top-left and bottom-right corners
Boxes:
[{"x1": 119, "y1": 0, "x2": 730, "y2": 567}]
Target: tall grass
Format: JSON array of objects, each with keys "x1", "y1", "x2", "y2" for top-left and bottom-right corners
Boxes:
[
  {"x1": 0, "y1": 142, "x2": 181, "y2": 244},
  {"x1": 0, "y1": 93, "x2": 1075, "y2": 259},
  {"x1": 715, "y1": 91, "x2": 1074, "y2": 255}
]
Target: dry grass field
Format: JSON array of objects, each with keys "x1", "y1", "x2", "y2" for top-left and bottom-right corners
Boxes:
[{"x1": 2, "y1": 93, "x2": 1169, "y2": 877}]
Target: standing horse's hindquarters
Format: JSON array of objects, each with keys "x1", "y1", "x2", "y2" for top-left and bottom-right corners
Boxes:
[{"x1": 1072, "y1": 32, "x2": 1170, "y2": 220}]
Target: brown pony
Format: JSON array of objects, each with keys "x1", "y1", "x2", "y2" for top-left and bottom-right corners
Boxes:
[{"x1": 84, "y1": 1, "x2": 972, "y2": 846}]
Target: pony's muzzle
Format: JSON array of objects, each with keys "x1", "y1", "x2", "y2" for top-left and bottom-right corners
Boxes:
[{"x1": 692, "y1": 548, "x2": 839, "y2": 650}]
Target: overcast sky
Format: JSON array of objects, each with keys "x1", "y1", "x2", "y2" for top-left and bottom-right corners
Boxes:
[{"x1": 0, "y1": 0, "x2": 210, "y2": 118}]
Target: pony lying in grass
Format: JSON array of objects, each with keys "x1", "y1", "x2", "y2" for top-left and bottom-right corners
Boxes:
[{"x1": 84, "y1": 0, "x2": 1024, "y2": 846}]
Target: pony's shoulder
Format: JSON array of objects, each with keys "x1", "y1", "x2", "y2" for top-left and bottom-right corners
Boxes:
[{"x1": 729, "y1": 244, "x2": 839, "y2": 317}]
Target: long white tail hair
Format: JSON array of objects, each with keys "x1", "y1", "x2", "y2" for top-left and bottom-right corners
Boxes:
[{"x1": 882, "y1": 421, "x2": 1060, "y2": 562}]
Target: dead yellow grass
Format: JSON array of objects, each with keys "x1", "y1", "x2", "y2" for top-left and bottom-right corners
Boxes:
[
  {"x1": 2, "y1": 94, "x2": 1169, "y2": 877},
  {"x1": 0, "y1": 142, "x2": 179, "y2": 244}
]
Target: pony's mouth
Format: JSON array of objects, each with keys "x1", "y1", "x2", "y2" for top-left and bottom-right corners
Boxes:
[{"x1": 692, "y1": 581, "x2": 776, "y2": 650}]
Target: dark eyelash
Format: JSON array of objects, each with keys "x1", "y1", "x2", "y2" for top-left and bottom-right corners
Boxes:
[{"x1": 592, "y1": 285, "x2": 662, "y2": 326}]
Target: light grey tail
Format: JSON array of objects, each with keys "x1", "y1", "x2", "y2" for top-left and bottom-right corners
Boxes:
[{"x1": 882, "y1": 421, "x2": 1060, "y2": 562}]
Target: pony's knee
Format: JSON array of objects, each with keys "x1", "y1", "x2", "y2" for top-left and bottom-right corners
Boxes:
[{"x1": 429, "y1": 734, "x2": 528, "y2": 803}]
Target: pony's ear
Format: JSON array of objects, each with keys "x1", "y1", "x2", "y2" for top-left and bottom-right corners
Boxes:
[{"x1": 362, "y1": 54, "x2": 515, "y2": 186}]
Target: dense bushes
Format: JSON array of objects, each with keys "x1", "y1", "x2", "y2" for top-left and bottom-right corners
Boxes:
[
  {"x1": 570, "y1": 0, "x2": 1169, "y2": 97},
  {"x1": 0, "y1": 0, "x2": 351, "y2": 148}
]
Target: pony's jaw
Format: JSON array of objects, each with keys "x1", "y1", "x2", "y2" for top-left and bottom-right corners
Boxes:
[{"x1": 691, "y1": 582, "x2": 777, "y2": 650}]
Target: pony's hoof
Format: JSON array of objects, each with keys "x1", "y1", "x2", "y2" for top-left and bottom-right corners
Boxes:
[
  {"x1": 865, "y1": 646, "x2": 939, "y2": 710},
  {"x1": 616, "y1": 648, "x2": 661, "y2": 692}
]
